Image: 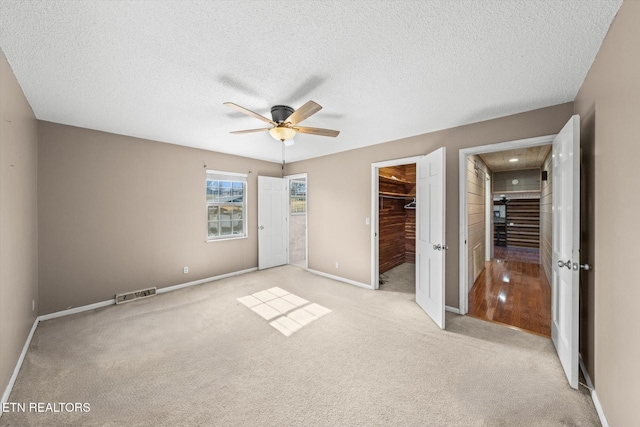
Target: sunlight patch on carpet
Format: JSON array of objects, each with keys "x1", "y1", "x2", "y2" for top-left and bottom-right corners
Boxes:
[{"x1": 237, "y1": 287, "x2": 331, "y2": 336}]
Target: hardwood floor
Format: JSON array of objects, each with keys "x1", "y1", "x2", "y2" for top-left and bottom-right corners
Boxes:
[
  {"x1": 493, "y1": 246, "x2": 540, "y2": 264},
  {"x1": 468, "y1": 248, "x2": 551, "y2": 336}
]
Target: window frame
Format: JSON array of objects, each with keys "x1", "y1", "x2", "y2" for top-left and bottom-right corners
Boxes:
[
  {"x1": 289, "y1": 179, "x2": 307, "y2": 215},
  {"x1": 206, "y1": 169, "x2": 248, "y2": 242}
]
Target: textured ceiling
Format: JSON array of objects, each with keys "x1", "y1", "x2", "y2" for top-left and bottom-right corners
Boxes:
[{"x1": 0, "y1": 1, "x2": 621, "y2": 163}]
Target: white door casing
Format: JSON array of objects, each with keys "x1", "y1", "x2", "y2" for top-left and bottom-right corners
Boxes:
[
  {"x1": 258, "y1": 176, "x2": 288, "y2": 270},
  {"x1": 415, "y1": 147, "x2": 446, "y2": 329},
  {"x1": 458, "y1": 135, "x2": 555, "y2": 315},
  {"x1": 371, "y1": 155, "x2": 424, "y2": 290},
  {"x1": 551, "y1": 115, "x2": 580, "y2": 389}
]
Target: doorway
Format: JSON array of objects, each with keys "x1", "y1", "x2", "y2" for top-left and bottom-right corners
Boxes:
[
  {"x1": 459, "y1": 136, "x2": 554, "y2": 335},
  {"x1": 286, "y1": 173, "x2": 308, "y2": 269},
  {"x1": 377, "y1": 163, "x2": 416, "y2": 295},
  {"x1": 257, "y1": 173, "x2": 308, "y2": 270},
  {"x1": 370, "y1": 156, "x2": 423, "y2": 292},
  {"x1": 372, "y1": 150, "x2": 447, "y2": 329}
]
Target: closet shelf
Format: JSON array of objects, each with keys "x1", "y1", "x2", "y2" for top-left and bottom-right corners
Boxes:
[{"x1": 379, "y1": 175, "x2": 413, "y2": 185}]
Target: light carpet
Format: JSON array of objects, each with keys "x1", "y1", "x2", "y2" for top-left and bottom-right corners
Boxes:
[
  {"x1": 379, "y1": 263, "x2": 416, "y2": 295},
  {"x1": 1, "y1": 265, "x2": 599, "y2": 426}
]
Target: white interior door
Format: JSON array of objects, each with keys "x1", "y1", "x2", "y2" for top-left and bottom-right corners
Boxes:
[
  {"x1": 258, "y1": 176, "x2": 288, "y2": 270},
  {"x1": 551, "y1": 115, "x2": 580, "y2": 389},
  {"x1": 415, "y1": 147, "x2": 446, "y2": 329}
]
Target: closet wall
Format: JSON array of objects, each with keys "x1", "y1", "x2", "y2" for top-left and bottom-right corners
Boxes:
[
  {"x1": 467, "y1": 155, "x2": 490, "y2": 285},
  {"x1": 378, "y1": 164, "x2": 416, "y2": 273}
]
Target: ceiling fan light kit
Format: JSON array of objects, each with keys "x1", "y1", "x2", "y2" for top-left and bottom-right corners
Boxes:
[
  {"x1": 224, "y1": 100, "x2": 340, "y2": 145},
  {"x1": 269, "y1": 126, "x2": 296, "y2": 142}
]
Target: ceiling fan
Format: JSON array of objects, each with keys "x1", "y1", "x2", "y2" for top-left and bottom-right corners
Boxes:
[{"x1": 224, "y1": 100, "x2": 340, "y2": 146}]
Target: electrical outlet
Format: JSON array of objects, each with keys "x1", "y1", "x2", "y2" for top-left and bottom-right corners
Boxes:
[
  {"x1": 365, "y1": 217, "x2": 370, "y2": 225},
  {"x1": 183, "y1": 267, "x2": 189, "y2": 274},
  {"x1": 32, "y1": 299, "x2": 35, "y2": 311},
  {"x1": 335, "y1": 261, "x2": 339, "y2": 269}
]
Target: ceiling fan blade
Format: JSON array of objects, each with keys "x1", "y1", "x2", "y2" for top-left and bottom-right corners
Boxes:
[
  {"x1": 285, "y1": 100, "x2": 322, "y2": 125},
  {"x1": 224, "y1": 102, "x2": 275, "y2": 125},
  {"x1": 229, "y1": 127, "x2": 271, "y2": 134},
  {"x1": 294, "y1": 126, "x2": 340, "y2": 137}
]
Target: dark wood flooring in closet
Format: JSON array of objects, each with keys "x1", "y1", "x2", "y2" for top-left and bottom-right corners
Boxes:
[{"x1": 468, "y1": 247, "x2": 551, "y2": 337}]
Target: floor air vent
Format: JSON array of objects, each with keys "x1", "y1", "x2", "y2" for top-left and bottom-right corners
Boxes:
[{"x1": 115, "y1": 287, "x2": 157, "y2": 304}]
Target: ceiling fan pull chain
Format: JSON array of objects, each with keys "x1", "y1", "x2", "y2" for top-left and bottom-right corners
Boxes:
[{"x1": 282, "y1": 143, "x2": 285, "y2": 178}]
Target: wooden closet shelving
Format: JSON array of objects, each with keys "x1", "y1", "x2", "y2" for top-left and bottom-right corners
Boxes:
[
  {"x1": 379, "y1": 166, "x2": 416, "y2": 273},
  {"x1": 379, "y1": 175, "x2": 413, "y2": 185},
  {"x1": 493, "y1": 199, "x2": 540, "y2": 249},
  {"x1": 379, "y1": 191, "x2": 415, "y2": 198}
]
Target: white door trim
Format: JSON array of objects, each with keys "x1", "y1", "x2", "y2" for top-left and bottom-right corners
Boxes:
[
  {"x1": 458, "y1": 134, "x2": 555, "y2": 314},
  {"x1": 284, "y1": 173, "x2": 308, "y2": 269},
  {"x1": 371, "y1": 155, "x2": 425, "y2": 289},
  {"x1": 485, "y1": 174, "x2": 492, "y2": 262}
]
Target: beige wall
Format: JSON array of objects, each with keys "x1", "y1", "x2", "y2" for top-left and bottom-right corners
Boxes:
[
  {"x1": 466, "y1": 155, "x2": 489, "y2": 285},
  {"x1": 287, "y1": 102, "x2": 574, "y2": 306},
  {"x1": 0, "y1": 50, "x2": 38, "y2": 401},
  {"x1": 37, "y1": 121, "x2": 281, "y2": 315},
  {"x1": 539, "y1": 150, "x2": 552, "y2": 285},
  {"x1": 574, "y1": 1, "x2": 640, "y2": 424}
]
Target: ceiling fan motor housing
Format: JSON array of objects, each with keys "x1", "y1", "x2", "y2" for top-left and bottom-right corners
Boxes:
[{"x1": 271, "y1": 105, "x2": 295, "y2": 123}]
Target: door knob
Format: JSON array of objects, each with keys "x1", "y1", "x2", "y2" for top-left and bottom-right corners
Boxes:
[
  {"x1": 572, "y1": 262, "x2": 592, "y2": 271},
  {"x1": 558, "y1": 260, "x2": 571, "y2": 269},
  {"x1": 433, "y1": 244, "x2": 441, "y2": 251},
  {"x1": 259, "y1": 225, "x2": 264, "y2": 230}
]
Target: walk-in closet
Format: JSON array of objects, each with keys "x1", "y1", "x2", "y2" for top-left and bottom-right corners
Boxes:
[{"x1": 378, "y1": 164, "x2": 416, "y2": 294}]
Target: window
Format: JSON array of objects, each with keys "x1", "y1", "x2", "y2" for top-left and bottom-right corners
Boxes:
[
  {"x1": 290, "y1": 179, "x2": 306, "y2": 214},
  {"x1": 206, "y1": 170, "x2": 247, "y2": 241}
]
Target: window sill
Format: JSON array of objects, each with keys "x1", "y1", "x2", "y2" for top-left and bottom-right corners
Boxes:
[{"x1": 206, "y1": 235, "x2": 248, "y2": 243}]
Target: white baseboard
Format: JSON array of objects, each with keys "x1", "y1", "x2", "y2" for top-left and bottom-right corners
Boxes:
[
  {"x1": 38, "y1": 299, "x2": 116, "y2": 321},
  {"x1": 307, "y1": 269, "x2": 373, "y2": 289},
  {"x1": 39, "y1": 268, "x2": 259, "y2": 321},
  {"x1": 1, "y1": 317, "x2": 39, "y2": 415},
  {"x1": 579, "y1": 354, "x2": 608, "y2": 427},
  {"x1": 1, "y1": 267, "x2": 258, "y2": 418},
  {"x1": 445, "y1": 305, "x2": 460, "y2": 314},
  {"x1": 157, "y1": 267, "x2": 257, "y2": 294},
  {"x1": 591, "y1": 389, "x2": 608, "y2": 427}
]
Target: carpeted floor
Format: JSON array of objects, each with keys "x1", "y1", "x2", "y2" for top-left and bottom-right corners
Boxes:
[
  {"x1": 1, "y1": 266, "x2": 600, "y2": 426},
  {"x1": 379, "y1": 263, "x2": 415, "y2": 295}
]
